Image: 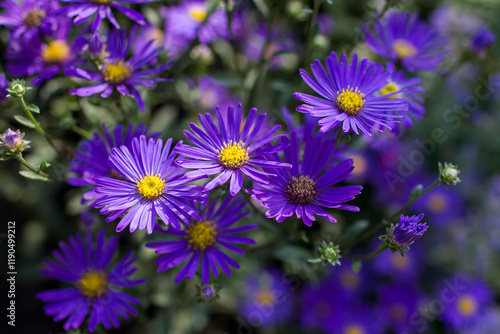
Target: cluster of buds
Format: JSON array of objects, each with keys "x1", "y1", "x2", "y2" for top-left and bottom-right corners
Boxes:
[
  {"x1": 439, "y1": 162, "x2": 461, "y2": 186},
  {"x1": 0, "y1": 129, "x2": 30, "y2": 159},
  {"x1": 380, "y1": 214, "x2": 428, "y2": 256},
  {"x1": 308, "y1": 241, "x2": 342, "y2": 267}
]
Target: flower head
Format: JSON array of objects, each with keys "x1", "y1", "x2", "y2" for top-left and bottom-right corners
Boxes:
[
  {"x1": 248, "y1": 133, "x2": 362, "y2": 226},
  {"x1": 470, "y1": 27, "x2": 495, "y2": 54},
  {"x1": 363, "y1": 11, "x2": 450, "y2": 72},
  {"x1": 55, "y1": 0, "x2": 152, "y2": 31},
  {"x1": 147, "y1": 195, "x2": 256, "y2": 283},
  {"x1": 175, "y1": 104, "x2": 291, "y2": 196},
  {"x1": 381, "y1": 214, "x2": 428, "y2": 255},
  {"x1": 37, "y1": 229, "x2": 145, "y2": 332},
  {"x1": 68, "y1": 28, "x2": 171, "y2": 111},
  {"x1": 93, "y1": 135, "x2": 207, "y2": 234},
  {"x1": 0, "y1": 129, "x2": 31, "y2": 158},
  {"x1": 6, "y1": 79, "x2": 31, "y2": 98},
  {"x1": 293, "y1": 52, "x2": 406, "y2": 136},
  {"x1": 196, "y1": 283, "x2": 220, "y2": 302}
]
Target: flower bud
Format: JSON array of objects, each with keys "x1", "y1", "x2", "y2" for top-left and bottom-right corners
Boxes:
[
  {"x1": 439, "y1": 162, "x2": 461, "y2": 186},
  {"x1": 380, "y1": 214, "x2": 428, "y2": 256},
  {"x1": 6, "y1": 79, "x2": 31, "y2": 98},
  {"x1": 317, "y1": 241, "x2": 342, "y2": 267},
  {"x1": 196, "y1": 284, "x2": 220, "y2": 303},
  {"x1": 0, "y1": 128, "x2": 31, "y2": 158}
]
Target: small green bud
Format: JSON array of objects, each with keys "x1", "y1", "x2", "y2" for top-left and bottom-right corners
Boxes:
[
  {"x1": 309, "y1": 241, "x2": 342, "y2": 267},
  {"x1": 439, "y1": 162, "x2": 461, "y2": 186},
  {"x1": 196, "y1": 284, "x2": 220, "y2": 303},
  {"x1": 6, "y1": 79, "x2": 31, "y2": 98}
]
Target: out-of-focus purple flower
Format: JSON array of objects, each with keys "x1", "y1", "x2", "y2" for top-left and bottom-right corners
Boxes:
[
  {"x1": 413, "y1": 183, "x2": 464, "y2": 227},
  {"x1": 0, "y1": 0, "x2": 60, "y2": 51},
  {"x1": 373, "y1": 243, "x2": 423, "y2": 280},
  {"x1": 55, "y1": 0, "x2": 152, "y2": 31},
  {"x1": 470, "y1": 27, "x2": 495, "y2": 54},
  {"x1": 6, "y1": 18, "x2": 86, "y2": 85},
  {"x1": 193, "y1": 76, "x2": 239, "y2": 111},
  {"x1": 316, "y1": 13, "x2": 334, "y2": 36},
  {"x1": 364, "y1": 11, "x2": 450, "y2": 72},
  {"x1": 68, "y1": 27, "x2": 171, "y2": 111},
  {"x1": 0, "y1": 74, "x2": 10, "y2": 101},
  {"x1": 440, "y1": 277, "x2": 493, "y2": 330},
  {"x1": 80, "y1": 210, "x2": 97, "y2": 229},
  {"x1": 239, "y1": 269, "x2": 292, "y2": 327},
  {"x1": 459, "y1": 307, "x2": 500, "y2": 334},
  {"x1": 379, "y1": 283, "x2": 423, "y2": 333},
  {"x1": 0, "y1": 128, "x2": 31, "y2": 157},
  {"x1": 87, "y1": 32, "x2": 105, "y2": 59},
  {"x1": 132, "y1": 25, "x2": 164, "y2": 58}
]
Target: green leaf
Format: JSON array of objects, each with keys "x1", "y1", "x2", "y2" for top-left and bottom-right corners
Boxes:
[
  {"x1": 19, "y1": 170, "x2": 50, "y2": 182},
  {"x1": 27, "y1": 104, "x2": 40, "y2": 114},
  {"x1": 14, "y1": 115, "x2": 36, "y2": 129},
  {"x1": 409, "y1": 184, "x2": 423, "y2": 203},
  {"x1": 39, "y1": 161, "x2": 51, "y2": 169},
  {"x1": 307, "y1": 258, "x2": 322, "y2": 264},
  {"x1": 351, "y1": 260, "x2": 362, "y2": 273}
]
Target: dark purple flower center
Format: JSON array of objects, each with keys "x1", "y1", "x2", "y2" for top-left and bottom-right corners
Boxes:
[
  {"x1": 23, "y1": 9, "x2": 46, "y2": 28},
  {"x1": 286, "y1": 175, "x2": 318, "y2": 205},
  {"x1": 91, "y1": 0, "x2": 113, "y2": 5}
]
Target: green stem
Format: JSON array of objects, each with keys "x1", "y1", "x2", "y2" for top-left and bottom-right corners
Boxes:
[
  {"x1": 349, "y1": 243, "x2": 389, "y2": 261},
  {"x1": 15, "y1": 155, "x2": 49, "y2": 178},
  {"x1": 302, "y1": 0, "x2": 323, "y2": 67},
  {"x1": 346, "y1": 178, "x2": 441, "y2": 251}
]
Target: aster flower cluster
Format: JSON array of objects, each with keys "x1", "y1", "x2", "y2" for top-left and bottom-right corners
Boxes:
[{"x1": 2, "y1": 1, "x2": 497, "y2": 333}]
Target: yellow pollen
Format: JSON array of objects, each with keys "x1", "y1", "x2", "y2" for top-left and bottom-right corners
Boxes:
[
  {"x1": 457, "y1": 295, "x2": 478, "y2": 316},
  {"x1": 286, "y1": 175, "x2": 318, "y2": 205},
  {"x1": 102, "y1": 60, "x2": 132, "y2": 84},
  {"x1": 23, "y1": 9, "x2": 46, "y2": 28},
  {"x1": 340, "y1": 270, "x2": 360, "y2": 289},
  {"x1": 257, "y1": 289, "x2": 275, "y2": 305},
  {"x1": 91, "y1": 0, "x2": 113, "y2": 4},
  {"x1": 344, "y1": 324, "x2": 365, "y2": 334},
  {"x1": 187, "y1": 221, "x2": 217, "y2": 251},
  {"x1": 78, "y1": 270, "x2": 108, "y2": 298},
  {"x1": 217, "y1": 141, "x2": 249, "y2": 169},
  {"x1": 428, "y1": 193, "x2": 447, "y2": 213},
  {"x1": 393, "y1": 39, "x2": 418, "y2": 60},
  {"x1": 189, "y1": 5, "x2": 207, "y2": 22},
  {"x1": 42, "y1": 40, "x2": 71, "y2": 64},
  {"x1": 137, "y1": 174, "x2": 165, "y2": 200},
  {"x1": 336, "y1": 86, "x2": 365, "y2": 115},
  {"x1": 379, "y1": 82, "x2": 399, "y2": 99}
]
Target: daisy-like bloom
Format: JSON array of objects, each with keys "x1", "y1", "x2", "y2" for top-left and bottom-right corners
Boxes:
[
  {"x1": 6, "y1": 18, "x2": 86, "y2": 85},
  {"x1": 0, "y1": 0, "x2": 59, "y2": 50},
  {"x1": 68, "y1": 28, "x2": 171, "y2": 111},
  {"x1": 37, "y1": 229, "x2": 145, "y2": 332},
  {"x1": 439, "y1": 277, "x2": 493, "y2": 330},
  {"x1": 68, "y1": 123, "x2": 158, "y2": 205},
  {"x1": 381, "y1": 214, "x2": 428, "y2": 255},
  {"x1": 56, "y1": 0, "x2": 152, "y2": 31},
  {"x1": 293, "y1": 52, "x2": 406, "y2": 136},
  {"x1": 93, "y1": 135, "x2": 208, "y2": 234},
  {"x1": 380, "y1": 62, "x2": 425, "y2": 133},
  {"x1": 363, "y1": 11, "x2": 450, "y2": 72},
  {"x1": 247, "y1": 133, "x2": 362, "y2": 226},
  {"x1": 146, "y1": 196, "x2": 257, "y2": 283},
  {"x1": 175, "y1": 104, "x2": 291, "y2": 196}
]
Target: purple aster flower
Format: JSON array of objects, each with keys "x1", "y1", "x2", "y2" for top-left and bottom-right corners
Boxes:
[
  {"x1": 0, "y1": 128, "x2": 31, "y2": 157},
  {"x1": 373, "y1": 243, "x2": 422, "y2": 280},
  {"x1": 55, "y1": 0, "x2": 152, "y2": 31},
  {"x1": 68, "y1": 27, "x2": 171, "y2": 111},
  {"x1": 470, "y1": 27, "x2": 495, "y2": 54},
  {"x1": 378, "y1": 283, "x2": 423, "y2": 333},
  {"x1": 175, "y1": 104, "x2": 291, "y2": 196},
  {"x1": 293, "y1": 52, "x2": 406, "y2": 136},
  {"x1": 326, "y1": 304, "x2": 385, "y2": 334},
  {"x1": 440, "y1": 277, "x2": 493, "y2": 330},
  {"x1": 37, "y1": 229, "x2": 145, "y2": 332},
  {"x1": 459, "y1": 307, "x2": 500, "y2": 334},
  {"x1": 382, "y1": 214, "x2": 428, "y2": 254},
  {"x1": 0, "y1": 73, "x2": 9, "y2": 101},
  {"x1": 6, "y1": 18, "x2": 86, "y2": 85},
  {"x1": 146, "y1": 195, "x2": 257, "y2": 284},
  {"x1": 132, "y1": 24, "x2": 164, "y2": 58},
  {"x1": 68, "y1": 123, "x2": 158, "y2": 205},
  {"x1": 239, "y1": 269, "x2": 292, "y2": 328},
  {"x1": 93, "y1": 135, "x2": 208, "y2": 234},
  {"x1": 193, "y1": 76, "x2": 239, "y2": 111},
  {"x1": 247, "y1": 132, "x2": 362, "y2": 226},
  {"x1": 0, "y1": 0, "x2": 59, "y2": 50},
  {"x1": 413, "y1": 183, "x2": 464, "y2": 227},
  {"x1": 363, "y1": 11, "x2": 450, "y2": 72},
  {"x1": 381, "y1": 62, "x2": 426, "y2": 133}
]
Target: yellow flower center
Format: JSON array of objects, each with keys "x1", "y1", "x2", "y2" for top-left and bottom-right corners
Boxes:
[
  {"x1": 427, "y1": 193, "x2": 447, "y2": 213},
  {"x1": 393, "y1": 39, "x2": 418, "y2": 60},
  {"x1": 23, "y1": 9, "x2": 46, "y2": 28},
  {"x1": 137, "y1": 174, "x2": 165, "y2": 200},
  {"x1": 257, "y1": 289, "x2": 275, "y2": 305},
  {"x1": 102, "y1": 60, "x2": 132, "y2": 84},
  {"x1": 286, "y1": 175, "x2": 318, "y2": 205},
  {"x1": 217, "y1": 141, "x2": 249, "y2": 169},
  {"x1": 349, "y1": 154, "x2": 367, "y2": 177},
  {"x1": 187, "y1": 221, "x2": 217, "y2": 251},
  {"x1": 457, "y1": 295, "x2": 478, "y2": 316},
  {"x1": 91, "y1": 0, "x2": 113, "y2": 4},
  {"x1": 78, "y1": 270, "x2": 108, "y2": 298},
  {"x1": 42, "y1": 40, "x2": 71, "y2": 64},
  {"x1": 146, "y1": 28, "x2": 164, "y2": 47},
  {"x1": 189, "y1": 5, "x2": 207, "y2": 22},
  {"x1": 336, "y1": 87, "x2": 365, "y2": 115},
  {"x1": 344, "y1": 325, "x2": 365, "y2": 334},
  {"x1": 379, "y1": 82, "x2": 399, "y2": 99}
]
